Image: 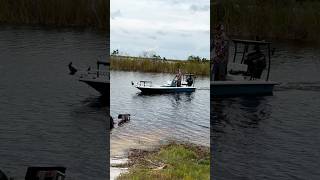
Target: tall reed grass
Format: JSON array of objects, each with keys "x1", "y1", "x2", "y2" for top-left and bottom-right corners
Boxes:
[
  {"x1": 111, "y1": 56, "x2": 210, "y2": 76},
  {"x1": 213, "y1": 0, "x2": 320, "y2": 42},
  {"x1": 0, "y1": 0, "x2": 107, "y2": 30}
]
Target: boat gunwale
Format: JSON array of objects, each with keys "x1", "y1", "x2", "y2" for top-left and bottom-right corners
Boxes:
[
  {"x1": 210, "y1": 80, "x2": 279, "y2": 85},
  {"x1": 79, "y1": 78, "x2": 110, "y2": 83},
  {"x1": 136, "y1": 86, "x2": 196, "y2": 90}
]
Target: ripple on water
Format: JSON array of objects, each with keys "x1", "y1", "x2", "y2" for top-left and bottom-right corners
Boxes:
[
  {"x1": 212, "y1": 42, "x2": 320, "y2": 180},
  {"x1": 0, "y1": 26, "x2": 108, "y2": 180}
]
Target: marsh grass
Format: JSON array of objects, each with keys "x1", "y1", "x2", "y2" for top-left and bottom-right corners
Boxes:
[
  {"x1": 0, "y1": 0, "x2": 107, "y2": 29},
  {"x1": 213, "y1": 0, "x2": 320, "y2": 42},
  {"x1": 117, "y1": 143, "x2": 210, "y2": 180},
  {"x1": 111, "y1": 56, "x2": 210, "y2": 76}
]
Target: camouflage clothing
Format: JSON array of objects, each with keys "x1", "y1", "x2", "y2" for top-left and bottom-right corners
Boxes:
[{"x1": 212, "y1": 24, "x2": 228, "y2": 81}]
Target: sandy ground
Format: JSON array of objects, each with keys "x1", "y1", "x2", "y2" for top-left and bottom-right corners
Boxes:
[{"x1": 110, "y1": 157, "x2": 128, "y2": 180}]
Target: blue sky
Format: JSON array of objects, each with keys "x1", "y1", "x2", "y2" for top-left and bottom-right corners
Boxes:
[{"x1": 110, "y1": 0, "x2": 210, "y2": 60}]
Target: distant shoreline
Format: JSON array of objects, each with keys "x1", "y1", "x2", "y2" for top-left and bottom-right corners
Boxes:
[
  {"x1": 110, "y1": 55, "x2": 210, "y2": 76},
  {"x1": 0, "y1": 0, "x2": 107, "y2": 30},
  {"x1": 213, "y1": 0, "x2": 320, "y2": 43}
]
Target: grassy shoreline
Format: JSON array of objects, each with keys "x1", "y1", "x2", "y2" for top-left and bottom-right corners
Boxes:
[
  {"x1": 0, "y1": 0, "x2": 107, "y2": 30},
  {"x1": 213, "y1": 0, "x2": 320, "y2": 42},
  {"x1": 110, "y1": 56, "x2": 210, "y2": 76},
  {"x1": 117, "y1": 142, "x2": 210, "y2": 180}
]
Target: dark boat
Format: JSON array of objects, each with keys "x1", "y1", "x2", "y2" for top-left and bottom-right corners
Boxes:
[
  {"x1": 78, "y1": 60, "x2": 110, "y2": 96},
  {"x1": 0, "y1": 166, "x2": 66, "y2": 180},
  {"x1": 211, "y1": 39, "x2": 279, "y2": 97},
  {"x1": 25, "y1": 167, "x2": 66, "y2": 180}
]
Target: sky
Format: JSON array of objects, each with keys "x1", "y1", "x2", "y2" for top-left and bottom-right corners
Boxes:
[{"x1": 110, "y1": 0, "x2": 210, "y2": 60}]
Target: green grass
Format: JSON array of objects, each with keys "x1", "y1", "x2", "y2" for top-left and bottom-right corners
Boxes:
[
  {"x1": 0, "y1": 0, "x2": 107, "y2": 30},
  {"x1": 111, "y1": 56, "x2": 210, "y2": 76},
  {"x1": 117, "y1": 143, "x2": 210, "y2": 180},
  {"x1": 213, "y1": 0, "x2": 320, "y2": 42}
]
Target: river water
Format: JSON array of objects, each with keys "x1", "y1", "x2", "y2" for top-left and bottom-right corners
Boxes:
[
  {"x1": 212, "y1": 41, "x2": 320, "y2": 179},
  {"x1": 0, "y1": 26, "x2": 108, "y2": 180},
  {"x1": 2, "y1": 26, "x2": 318, "y2": 180},
  {"x1": 110, "y1": 71, "x2": 210, "y2": 167}
]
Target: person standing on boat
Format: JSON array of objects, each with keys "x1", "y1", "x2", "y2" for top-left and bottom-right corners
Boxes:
[{"x1": 176, "y1": 69, "x2": 182, "y2": 87}]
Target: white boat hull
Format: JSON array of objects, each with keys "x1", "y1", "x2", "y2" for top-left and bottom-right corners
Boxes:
[{"x1": 136, "y1": 86, "x2": 196, "y2": 94}]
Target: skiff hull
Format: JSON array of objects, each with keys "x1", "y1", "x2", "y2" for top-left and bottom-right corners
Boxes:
[
  {"x1": 211, "y1": 81, "x2": 279, "y2": 97},
  {"x1": 136, "y1": 86, "x2": 196, "y2": 94}
]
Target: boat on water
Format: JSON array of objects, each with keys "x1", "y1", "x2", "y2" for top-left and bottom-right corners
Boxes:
[
  {"x1": 132, "y1": 74, "x2": 196, "y2": 94},
  {"x1": 78, "y1": 60, "x2": 109, "y2": 96},
  {"x1": 69, "y1": 59, "x2": 109, "y2": 96},
  {"x1": 211, "y1": 39, "x2": 279, "y2": 97}
]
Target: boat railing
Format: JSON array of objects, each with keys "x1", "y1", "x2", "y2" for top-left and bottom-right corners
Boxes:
[
  {"x1": 138, "y1": 81, "x2": 152, "y2": 87},
  {"x1": 231, "y1": 39, "x2": 272, "y2": 81},
  {"x1": 79, "y1": 69, "x2": 110, "y2": 80}
]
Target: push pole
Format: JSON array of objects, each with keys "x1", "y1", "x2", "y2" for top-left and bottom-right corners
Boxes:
[{"x1": 267, "y1": 44, "x2": 271, "y2": 81}]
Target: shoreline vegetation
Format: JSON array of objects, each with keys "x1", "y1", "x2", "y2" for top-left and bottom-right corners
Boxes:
[
  {"x1": 110, "y1": 55, "x2": 210, "y2": 76},
  {"x1": 0, "y1": 0, "x2": 107, "y2": 30},
  {"x1": 213, "y1": 0, "x2": 320, "y2": 42},
  {"x1": 116, "y1": 142, "x2": 210, "y2": 180}
]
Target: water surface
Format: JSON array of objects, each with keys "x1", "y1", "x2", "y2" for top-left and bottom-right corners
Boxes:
[
  {"x1": 110, "y1": 71, "x2": 210, "y2": 157},
  {"x1": 212, "y1": 41, "x2": 320, "y2": 180},
  {"x1": 0, "y1": 26, "x2": 108, "y2": 180}
]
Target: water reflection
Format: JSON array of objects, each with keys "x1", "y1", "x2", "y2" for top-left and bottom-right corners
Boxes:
[
  {"x1": 212, "y1": 97, "x2": 272, "y2": 134},
  {"x1": 111, "y1": 71, "x2": 210, "y2": 157},
  {"x1": 0, "y1": 26, "x2": 107, "y2": 180},
  {"x1": 135, "y1": 92, "x2": 195, "y2": 107},
  {"x1": 212, "y1": 41, "x2": 320, "y2": 180},
  {"x1": 81, "y1": 95, "x2": 109, "y2": 108}
]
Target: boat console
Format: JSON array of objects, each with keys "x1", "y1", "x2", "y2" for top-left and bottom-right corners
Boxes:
[{"x1": 211, "y1": 39, "x2": 279, "y2": 96}]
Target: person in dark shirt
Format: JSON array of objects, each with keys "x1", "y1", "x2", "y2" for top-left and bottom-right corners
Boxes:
[{"x1": 244, "y1": 45, "x2": 266, "y2": 79}]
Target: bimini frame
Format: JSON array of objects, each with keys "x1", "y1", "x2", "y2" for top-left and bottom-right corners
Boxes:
[{"x1": 231, "y1": 39, "x2": 272, "y2": 81}]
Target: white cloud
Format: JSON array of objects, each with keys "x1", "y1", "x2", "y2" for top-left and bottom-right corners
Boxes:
[
  {"x1": 111, "y1": 10, "x2": 122, "y2": 19},
  {"x1": 110, "y1": 0, "x2": 209, "y2": 60},
  {"x1": 189, "y1": 4, "x2": 210, "y2": 12}
]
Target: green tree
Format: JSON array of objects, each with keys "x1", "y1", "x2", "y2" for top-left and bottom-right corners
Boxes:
[{"x1": 111, "y1": 49, "x2": 119, "y2": 56}]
